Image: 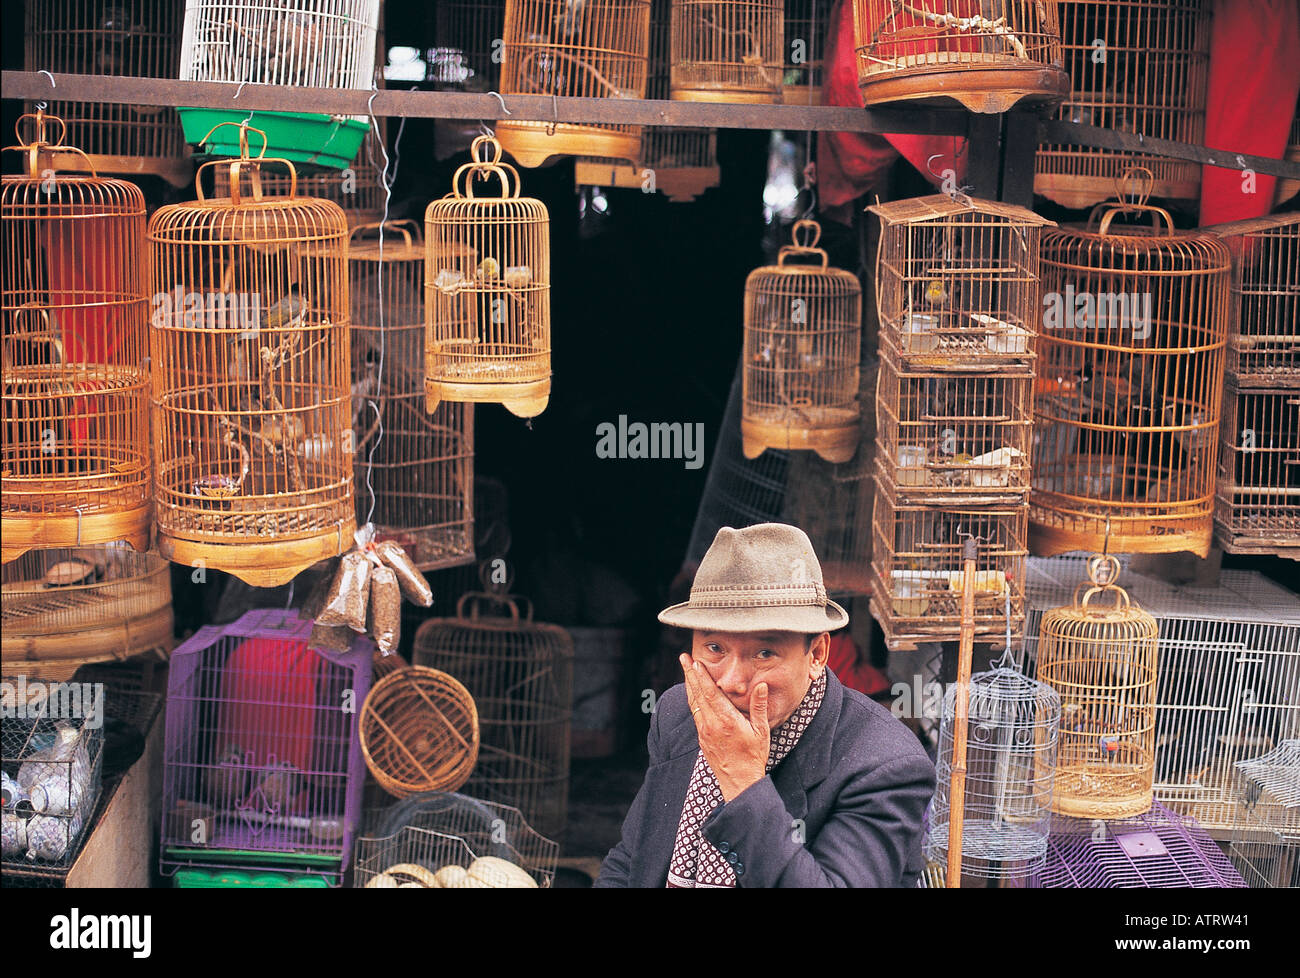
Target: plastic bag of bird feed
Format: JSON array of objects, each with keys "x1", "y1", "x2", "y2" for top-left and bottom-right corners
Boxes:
[
  {"x1": 368, "y1": 564, "x2": 401, "y2": 654},
  {"x1": 317, "y1": 549, "x2": 372, "y2": 632},
  {"x1": 375, "y1": 541, "x2": 433, "y2": 608}
]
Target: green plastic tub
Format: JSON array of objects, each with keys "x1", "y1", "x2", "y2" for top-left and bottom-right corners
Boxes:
[
  {"x1": 179, "y1": 108, "x2": 369, "y2": 170},
  {"x1": 174, "y1": 868, "x2": 331, "y2": 888}
]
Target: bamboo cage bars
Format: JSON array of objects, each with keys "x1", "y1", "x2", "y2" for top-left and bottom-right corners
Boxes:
[
  {"x1": 1214, "y1": 382, "x2": 1300, "y2": 560},
  {"x1": 2, "y1": 111, "x2": 153, "y2": 563},
  {"x1": 497, "y1": 0, "x2": 652, "y2": 167},
  {"x1": 783, "y1": 0, "x2": 831, "y2": 106},
  {"x1": 1030, "y1": 193, "x2": 1231, "y2": 558},
  {"x1": 1036, "y1": 554, "x2": 1158, "y2": 820},
  {"x1": 852, "y1": 0, "x2": 1068, "y2": 114},
  {"x1": 148, "y1": 126, "x2": 355, "y2": 587},
  {"x1": 433, "y1": 0, "x2": 508, "y2": 92},
  {"x1": 671, "y1": 0, "x2": 785, "y2": 103},
  {"x1": 24, "y1": 0, "x2": 190, "y2": 187},
  {"x1": 425, "y1": 135, "x2": 552, "y2": 419},
  {"x1": 1036, "y1": 0, "x2": 1212, "y2": 208},
  {"x1": 743, "y1": 220, "x2": 862, "y2": 464},
  {"x1": 348, "y1": 220, "x2": 475, "y2": 572}
]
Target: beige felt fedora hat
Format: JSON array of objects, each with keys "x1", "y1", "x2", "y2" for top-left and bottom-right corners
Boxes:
[{"x1": 659, "y1": 523, "x2": 849, "y2": 634}]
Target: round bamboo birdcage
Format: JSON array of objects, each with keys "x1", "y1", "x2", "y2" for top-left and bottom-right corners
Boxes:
[
  {"x1": 671, "y1": 0, "x2": 784, "y2": 103},
  {"x1": 413, "y1": 591, "x2": 574, "y2": 841},
  {"x1": 742, "y1": 219, "x2": 862, "y2": 464},
  {"x1": 1036, "y1": 554, "x2": 1158, "y2": 820},
  {"x1": 1, "y1": 544, "x2": 173, "y2": 682},
  {"x1": 360, "y1": 666, "x2": 481, "y2": 798},
  {"x1": 852, "y1": 0, "x2": 1068, "y2": 114},
  {"x1": 1036, "y1": 0, "x2": 1211, "y2": 209},
  {"x1": 425, "y1": 136, "x2": 552, "y2": 419},
  {"x1": 1, "y1": 112, "x2": 153, "y2": 565},
  {"x1": 148, "y1": 124, "x2": 355, "y2": 588},
  {"x1": 496, "y1": 0, "x2": 652, "y2": 168},
  {"x1": 784, "y1": 0, "x2": 830, "y2": 106},
  {"x1": 349, "y1": 220, "x2": 476, "y2": 572},
  {"x1": 1030, "y1": 185, "x2": 1232, "y2": 559},
  {"x1": 24, "y1": 0, "x2": 190, "y2": 187},
  {"x1": 1214, "y1": 381, "x2": 1300, "y2": 560}
]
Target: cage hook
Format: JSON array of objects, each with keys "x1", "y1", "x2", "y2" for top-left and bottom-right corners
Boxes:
[
  {"x1": 547, "y1": 93, "x2": 559, "y2": 137},
  {"x1": 478, "y1": 120, "x2": 496, "y2": 140},
  {"x1": 38, "y1": 70, "x2": 55, "y2": 89},
  {"x1": 233, "y1": 79, "x2": 249, "y2": 101},
  {"x1": 486, "y1": 91, "x2": 512, "y2": 116}
]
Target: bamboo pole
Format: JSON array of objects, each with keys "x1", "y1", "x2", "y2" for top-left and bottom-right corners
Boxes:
[{"x1": 945, "y1": 534, "x2": 979, "y2": 888}]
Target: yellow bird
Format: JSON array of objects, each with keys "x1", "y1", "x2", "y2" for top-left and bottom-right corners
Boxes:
[{"x1": 924, "y1": 279, "x2": 948, "y2": 306}]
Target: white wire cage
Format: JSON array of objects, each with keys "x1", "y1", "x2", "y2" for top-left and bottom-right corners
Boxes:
[{"x1": 1228, "y1": 739, "x2": 1299, "y2": 888}]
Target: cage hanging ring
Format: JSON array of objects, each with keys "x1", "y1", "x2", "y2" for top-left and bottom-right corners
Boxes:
[{"x1": 792, "y1": 219, "x2": 821, "y2": 249}]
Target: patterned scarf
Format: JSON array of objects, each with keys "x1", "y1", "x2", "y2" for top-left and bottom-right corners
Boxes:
[{"x1": 666, "y1": 670, "x2": 828, "y2": 888}]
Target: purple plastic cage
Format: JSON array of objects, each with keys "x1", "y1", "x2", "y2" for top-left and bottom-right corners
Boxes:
[
  {"x1": 160, "y1": 609, "x2": 373, "y2": 885},
  {"x1": 1040, "y1": 801, "x2": 1246, "y2": 888}
]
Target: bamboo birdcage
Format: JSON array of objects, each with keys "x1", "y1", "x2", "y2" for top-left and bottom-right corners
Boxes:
[
  {"x1": 1036, "y1": 554, "x2": 1158, "y2": 819},
  {"x1": 431, "y1": 0, "x2": 509, "y2": 160},
  {"x1": 24, "y1": 0, "x2": 190, "y2": 187},
  {"x1": 1205, "y1": 213, "x2": 1300, "y2": 388},
  {"x1": 851, "y1": 0, "x2": 1068, "y2": 114},
  {"x1": 1036, "y1": 0, "x2": 1211, "y2": 209},
  {"x1": 2, "y1": 112, "x2": 153, "y2": 564},
  {"x1": 783, "y1": 0, "x2": 831, "y2": 105},
  {"x1": 496, "y1": 0, "x2": 652, "y2": 168},
  {"x1": 413, "y1": 590, "x2": 575, "y2": 841},
  {"x1": 1228, "y1": 740, "x2": 1299, "y2": 889},
  {"x1": 869, "y1": 195, "x2": 1054, "y2": 371},
  {"x1": 1213, "y1": 381, "x2": 1300, "y2": 559},
  {"x1": 348, "y1": 220, "x2": 476, "y2": 572},
  {"x1": 425, "y1": 136, "x2": 552, "y2": 419},
  {"x1": 148, "y1": 124, "x2": 355, "y2": 588},
  {"x1": 1030, "y1": 187, "x2": 1232, "y2": 559},
  {"x1": 671, "y1": 0, "x2": 785, "y2": 103},
  {"x1": 743, "y1": 220, "x2": 862, "y2": 464}
]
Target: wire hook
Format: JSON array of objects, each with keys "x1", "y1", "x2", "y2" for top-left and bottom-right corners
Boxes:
[
  {"x1": 38, "y1": 69, "x2": 55, "y2": 89},
  {"x1": 546, "y1": 93, "x2": 559, "y2": 137},
  {"x1": 487, "y1": 91, "x2": 512, "y2": 116}
]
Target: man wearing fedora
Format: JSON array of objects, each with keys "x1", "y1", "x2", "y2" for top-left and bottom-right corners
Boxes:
[{"x1": 595, "y1": 523, "x2": 935, "y2": 888}]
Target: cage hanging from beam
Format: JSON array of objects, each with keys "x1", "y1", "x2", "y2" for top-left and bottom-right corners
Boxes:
[
  {"x1": 24, "y1": 0, "x2": 190, "y2": 187},
  {"x1": 851, "y1": 0, "x2": 1069, "y2": 114},
  {"x1": 1228, "y1": 740, "x2": 1299, "y2": 888},
  {"x1": 348, "y1": 220, "x2": 476, "y2": 572},
  {"x1": 743, "y1": 220, "x2": 862, "y2": 464},
  {"x1": 2, "y1": 112, "x2": 153, "y2": 564},
  {"x1": 148, "y1": 125, "x2": 356, "y2": 587},
  {"x1": 496, "y1": 0, "x2": 652, "y2": 168},
  {"x1": 1035, "y1": 0, "x2": 1212, "y2": 209},
  {"x1": 783, "y1": 0, "x2": 831, "y2": 106},
  {"x1": 671, "y1": 0, "x2": 785, "y2": 103}
]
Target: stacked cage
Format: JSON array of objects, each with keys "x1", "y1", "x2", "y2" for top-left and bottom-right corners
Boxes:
[
  {"x1": 1228, "y1": 740, "x2": 1298, "y2": 889},
  {"x1": 24, "y1": 0, "x2": 190, "y2": 187},
  {"x1": 868, "y1": 195, "x2": 1052, "y2": 651},
  {"x1": 348, "y1": 220, "x2": 476, "y2": 572},
  {"x1": 159, "y1": 609, "x2": 372, "y2": 887},
  {"x1": 783, "y1": 0, "x2": 830, "y2": 106},
  {"x1": 1205, "y1": 213, "x2": 1300, "y2": 560},
  {"x1": 671, "y1": 0, "x2": 784, "y2": 103}
]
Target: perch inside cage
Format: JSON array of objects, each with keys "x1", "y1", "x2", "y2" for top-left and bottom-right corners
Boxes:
[
  {"x1": 148, "y1": 124, "x2": 355, "y2": 587},
  {"x1": 413, "y1": 590, "x2": 574, "y2": 842},
  {"x1": 1035, "y1": 0, "x2": 1211, "y2": 209},
  {"x1": 177, "y1": 0, "x2": 381, "y2": 169},
  {"x1": 349, "y1": 220, "x2": 476, "y2": 572},
  {"x1": 783, "y1": 0, "x2": 831, "y2": 106},
  {"x1": 851, "y1": 0, "x2": 1068, "y2": 114},
  {"x1": 496, "y1": 0, "x2": 652, "y2": 167},
  {"x1": 1030, "y1": 188, "x2": 1231, "y2": 559},
  {"x1": 1036, "y1": 554, "x2": 1157, "y2": 820},
  {"x1": 742, "y1": 220, "x2": 862, "y2": 464},
  {"x1": 24, "y1": 0, "x2": 190, "y2": 186},
  {"x1": 1214, "y1": 382, "x2": 1300, "y2": 559},
  {"x1": 2, "y1": 112, "x2": 153, "y2": 564},
  {"x1": 1228, "y1": 740, "x2": 1299, "y2": 889},
  {"x1": 158, "y1": 609, "x2": 373, "y2": 885},
  {"x1": 425, "y1": 135, "x2": 552, "y2": 418},
  {"x1": 868, "y1": 194, "x2": 1052, "y2": 370},
  {"x1": 671, "y1": 0, "x2": 785, "y2": 103}
]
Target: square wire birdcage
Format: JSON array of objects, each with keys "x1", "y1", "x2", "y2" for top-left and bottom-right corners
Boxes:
[
  {"x1": 1228, "y1": 739, "x2": 1299, "y2": 888},
  {"x1": 160, "y1": 608, "x2": 373, "y2": 886}
]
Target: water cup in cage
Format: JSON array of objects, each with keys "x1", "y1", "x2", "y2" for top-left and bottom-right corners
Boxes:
[
  {"x1": 896, "y1": 445, "x2": 929, "y2": 486},
  {"x1": 902, "y1": 313, "x2": 939, "y2": 354}
]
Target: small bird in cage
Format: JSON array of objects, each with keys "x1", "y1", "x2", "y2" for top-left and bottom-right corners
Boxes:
[
  {"x1": 522, "y1": 34, "x2": 565, "y2": 94},
  {"x1": 95, "y1": 5, "x2": 140, "y2": 75},
  {"x1": 229, "y1": 0, "x2": 322, "y2": 82},
  {"x1": 554, "y1": 0, "x2": 586, "y2": 40},
  {"x1": 923, "y1": 279, "x2": 949, "y2": 307},
  {"x1": 263, "y1": 283, "x2": 307, "y2": 333},
  {"x1": 475, "y1": 256, "x2": 501, "y2": 283}
]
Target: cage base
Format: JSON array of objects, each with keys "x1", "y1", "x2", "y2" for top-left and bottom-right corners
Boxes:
[
  {"x1": 782, "y1": 84, "x2": 822, "y2": 107},
  {"x1": 496, "y1": 123, "x2": 641, "y2": 169},
  {"x1": 742, "y1": 416, "x2": 859, "y2": 464},
  {"x1": 1034, "y1": 172, "x2": 1202, "y2": 210},
  {"x1": 858, "y1": 65, "x2": 1069, "y2": 114},
  {"x1": 157, "y1": 521, "x2": 355, "y2": 588},
  {"x1": 1050, "y1": 779, "x2": 1154, "y2": 821},
  {"x1": 2, "y1": 605, "x2": 174, "y2": 680},
  {"x1": 46, "y1": 150, "x2": 193, "y2": 188},
  {"x1": 876, "y1": 462, "x2": 1029, "y2": 507},
  {"x1": 1029, "y1": 513, "x2": 1212, "y2": 560},
  {"x1": 426, "y1": 379, "x2": 550, "y2": 419},
  {"x1": 670, "y1": 86, "x2": 782, "y2": 104},
  {"x1": 575, "y1": 160, "x2": 645, "y2": 190},
  {"x1": 1213, "y1": 524, "x2": 1300, "y2": 561},
  {"x1": 1, "y1": 506, "x2": 152, "y2": 565}
]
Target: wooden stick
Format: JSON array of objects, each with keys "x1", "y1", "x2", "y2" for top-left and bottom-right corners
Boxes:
[{"x1": 945, "y1": 535, "x2": 979, "y2": 889}]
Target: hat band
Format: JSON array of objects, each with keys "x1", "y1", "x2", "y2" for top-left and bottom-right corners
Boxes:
[{"x1": 689, "y1": 582, "x2": 827, "y2": 608}]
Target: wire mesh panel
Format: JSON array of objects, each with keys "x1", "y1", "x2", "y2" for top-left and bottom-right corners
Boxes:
[
  {"x1": 148, "y1": 132, "x2": 355, "y2": 587},
  {"x1": 412, "y1": 593, "x2": 574, "y2": 841},
  {"x1": 425, "y1": 136, "x2": 552, "y2": 419},
  {"x1": 1036, "y1": 0, "x2": 1212, "y2": 208},
  {"x1": 349, "y1": 221, "x2": 475, "y2": 572},
  {"x1": 671, "y1": 0, "x2": 785, "y2": 103},
  {"x1": 1214, "y1": 383, "x2": 1300, "y2": 559},
  {"x1": 1031, "y1": 197, "x2": 1231, "y2": 559},
  {"x1": 869, "y1": 195, "x2": 1053, "y2": 371},
  {"x1": 783, "y1": 0, "x2": 830, "y2": 105},
  {"x1": 1040, "y1": 800, "x2": 1245, "y2": 887},
  {"x1": 2, "y1": 112, "x2": 152, "y2": 564},
  {"x1": 743, "y1": 220, "x2": 862, "y2": 464},
  {"x1": 1228, "y1": 740, "x2": 1299, "y2": 888},
  {"x1": 925, "y1": 655, "x2": 1061, "y2": 882},
  {"x1": 1, "y1": 717, "x2": 103, "y2": 868},
  {"x1": 1205, "y1": 213, "x2": 1300, "y2": 388},
  {"x1": 159, "y1": 609, "x2": 372, "y2": 885},
  {"x1": 852, "y1": 0, "x2": 1068, "y2": 114},
  {"x1": 24, "y1": 0, "x2": 190, "y2": 187},
  {"x1": 497, "y1": 0, "x2": 652, "y2": 167}
]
